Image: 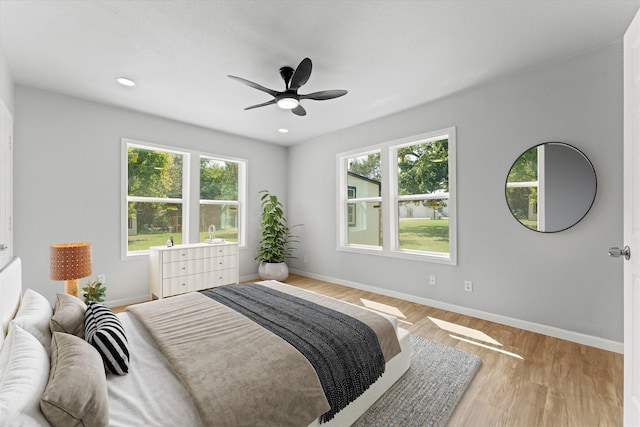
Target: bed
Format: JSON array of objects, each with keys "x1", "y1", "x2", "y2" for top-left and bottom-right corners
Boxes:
[{"x1": 0, "y1": 256, "x2": 410, "y2": 426}]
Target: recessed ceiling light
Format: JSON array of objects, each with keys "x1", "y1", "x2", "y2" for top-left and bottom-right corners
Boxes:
[
  {"x1": 278, "y1": 128, "x2": 289, "y2": 134},
  {"x1": 116, "y1": 77, "x2": 136, "y2": 87}
]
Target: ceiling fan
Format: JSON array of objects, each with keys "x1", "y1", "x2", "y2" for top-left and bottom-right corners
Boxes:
[{"x1": 227, "y1": 58, "x2": 347, "y2": 116}]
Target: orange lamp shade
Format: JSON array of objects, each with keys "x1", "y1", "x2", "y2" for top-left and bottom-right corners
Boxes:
[{"x1": 50, "y1": 243, "x2": 92, "y2": 296}]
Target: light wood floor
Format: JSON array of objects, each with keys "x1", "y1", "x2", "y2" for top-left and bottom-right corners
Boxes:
[
  {"x1": 116, "y1": 274, "x2": 623, "y2": 426},
  {"x1": 282, "y1": 274, "x2": 623, "y2": 427}
]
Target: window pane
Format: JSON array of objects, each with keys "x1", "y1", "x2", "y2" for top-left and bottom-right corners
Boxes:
[
  {"x1": 347, "y1": 153, "x2": 381, "y2": 198},
  {"x1": 506, "y1": 187, "x2": 538, "y2": 230},
  {"x1": 397, "y1": 139, "x2": 448, "y2": 195},
  {"x1": 200, "y1": 204, "x2": 238, "y2": 242},
  {"x1": 347, "y1": 201, "x2": 382, "y2": 247},
  {"x1": 127, "y1": 201, "x2": 183, "y2": 252},
  {"x1": 200, "y1": 157, "x2": 238, "y2": 200},
  {"x1": 398, "y1": 199, "x2": 449, "y2": 252},
  {"x1": 128, "y1": 147, "x2": 183, "y2": 198}
]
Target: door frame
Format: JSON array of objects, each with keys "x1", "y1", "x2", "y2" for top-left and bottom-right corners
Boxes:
[
  {"x1": 0, "y1": 99, "x2": 13, "y2": 268},
  {"x1": 623, "y1": 8, "x2": 640, "y2": 426}
]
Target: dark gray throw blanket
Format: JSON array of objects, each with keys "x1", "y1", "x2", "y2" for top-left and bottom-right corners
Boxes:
[{"x1": 202, "y1": 283, "x2": 386, "y2": 423}]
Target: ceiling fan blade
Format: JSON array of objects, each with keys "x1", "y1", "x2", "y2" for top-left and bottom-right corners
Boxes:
[
  {"x1": 244, "y1": 99, "x2": 277, "y2": 110},
  {"x1": 300, "y1": 89, "x2": 348, "y2": 100},
  {"x1": 289, "y1": 58, "x2": 312, "y2": 90},
  {"x1": 227, "y1": 75, "x2": 279, "y2": 97},
  {"x1": 292, "y1": 105, "x2": 307, "y2": 116}
]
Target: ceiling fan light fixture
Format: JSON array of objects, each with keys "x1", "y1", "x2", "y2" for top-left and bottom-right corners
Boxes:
[
  {"x1": 228, "y1": 58, "x2": 347, "y2": 116},
  {"x1": 277, "y1": 97, "x2": 299, "y2": 110}
]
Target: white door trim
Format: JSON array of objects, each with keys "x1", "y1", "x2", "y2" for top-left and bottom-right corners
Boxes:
[
  {"x1": 623, "y1": 8, "x2": 640, "y2": 427},
  {"x1": 0, "y1": 99, "x2": 13, "y2": 269}
]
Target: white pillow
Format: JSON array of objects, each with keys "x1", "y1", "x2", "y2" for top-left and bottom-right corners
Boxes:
[
  {"x1": 11, "y1": 289, "x2": 53, "y2": 353},
  {"x1": 0, "y1": 257, "x2": 22, "y2": 349},
  {"x1": 0, "y1": 323, "x2": 50, "y2": 426}
]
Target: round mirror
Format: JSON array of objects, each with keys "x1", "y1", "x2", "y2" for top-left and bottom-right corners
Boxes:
[{"x1": 505, "y1": 142, "x2": 596, "y2": 232}]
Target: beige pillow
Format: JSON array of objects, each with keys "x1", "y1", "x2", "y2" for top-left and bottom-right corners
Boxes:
[
  {"x1": 40, "y1": 332, "x2": 108, "y2": 427},
  {"x1": 49, "y1": 293, "x2": 86, "y2": 338}
]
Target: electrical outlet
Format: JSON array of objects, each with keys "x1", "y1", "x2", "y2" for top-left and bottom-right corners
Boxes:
[
  {"x1": 464, "y1": 280, "x2": 473, "y2": 292},
  {"x1": 429, "y1": 275, "x2": 437, "y2": 286},
  {"x1": 98, "y1": 274, "x2": 106, "y2": 284}
]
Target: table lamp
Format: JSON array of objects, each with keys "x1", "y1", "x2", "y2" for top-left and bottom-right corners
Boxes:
[{"x1": 50, "y1": 242, "x2": 92, "y2": 297}]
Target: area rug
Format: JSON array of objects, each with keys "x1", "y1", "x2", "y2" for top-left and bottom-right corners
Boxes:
[{"x1": 352, "y1": 334, "x2": 482, "y2": 427}]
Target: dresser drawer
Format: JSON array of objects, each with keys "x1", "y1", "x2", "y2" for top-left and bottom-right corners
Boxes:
[
  {"x1": 163, "y1": 260, "x2": 191, "y2": 278},
  {"x1": 162, "y1": 248, "x2": 189, "y2": 263},
  {"x1": 203, "y1": 254, "x2": 237, "y2": 271},
  {"x1": 205, "y1": 269, "x2": 238, "y2": 288}
]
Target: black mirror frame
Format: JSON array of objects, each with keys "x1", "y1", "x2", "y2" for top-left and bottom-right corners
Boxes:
[{"x1": 505, "y1": 142, "x2": 597, "y2": 233}]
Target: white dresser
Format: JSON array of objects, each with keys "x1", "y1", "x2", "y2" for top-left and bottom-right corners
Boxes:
[{"x1": 149, "y1": 242, "x2": 239, "y2": 299}]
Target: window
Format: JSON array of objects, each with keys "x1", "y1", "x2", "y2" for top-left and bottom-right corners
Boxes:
[
  {"x1": 344, "y1": 151, "x2": 382, "y2": 248},
  {"x1": 125, "y1": 143, "x2": 186, "y2": 253},
  {"x1": 392, "y1": 135, "x2": 451, "y2": 257},
  {"x1": 199, "y1": 156, "x2": 241, "y2": 243},
  {"x1": 338, "y1": 128, "x2": 456, "y2": 264},
  {"x1": 123, "y1": 139, "x2": 246, "y2": 256}
]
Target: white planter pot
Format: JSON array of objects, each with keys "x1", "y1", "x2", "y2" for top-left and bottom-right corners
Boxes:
[{"x1": 258, "y1": 262, "x2": 289, "y2": 281}]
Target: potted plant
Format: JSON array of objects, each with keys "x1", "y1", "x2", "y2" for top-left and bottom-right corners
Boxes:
[
  {"x1": 255, "y1": 190, "x2": 298, "y2": 280},
  {"x1": 81, "y1": 278, "x2": 107, "y2": 304}
]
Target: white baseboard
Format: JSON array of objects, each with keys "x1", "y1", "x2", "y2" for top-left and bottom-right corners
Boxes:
[
  {"x1": 241, "y1": 273, "x2": 261, "y2": 283},
  {"x1": 289, "y1": 268, "x2": 623, "y2": 354}
]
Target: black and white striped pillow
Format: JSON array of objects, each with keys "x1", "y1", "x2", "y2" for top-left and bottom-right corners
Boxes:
[{"x1": 84, "y1": 302, "x2": 129, "y2": 375}]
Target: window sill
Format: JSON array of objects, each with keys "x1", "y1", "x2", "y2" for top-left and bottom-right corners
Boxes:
[{"x1": 337, "y1": 245, "x2": 456, "y2": 265}]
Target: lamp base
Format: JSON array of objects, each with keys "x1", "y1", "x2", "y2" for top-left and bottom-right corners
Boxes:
[{"x1": 64, "y1": 279, "x2": 79, "y2": 297}]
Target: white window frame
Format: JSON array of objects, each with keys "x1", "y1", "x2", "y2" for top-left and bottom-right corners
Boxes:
[
  {"x1": 337, "y1": 127, "x2": 457, "y2": 265},
  {"x1": 337, "y1": 148, "x2": 383, "y2": 252},
  {"x1": 198, "y1": 154, "x2": 247, "y2": 245},
  {"x1": 121, "y1": 138, "x2": 247, "y2": 259}
]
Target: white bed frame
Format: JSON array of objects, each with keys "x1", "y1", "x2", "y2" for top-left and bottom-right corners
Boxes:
[{"x1": 0, "y1": 256, "x2": 411, "y2": 425}]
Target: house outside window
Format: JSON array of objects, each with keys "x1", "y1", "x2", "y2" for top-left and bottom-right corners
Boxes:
[
  {"x1": 337, "y1": 127, "x2": 456, "y2": 264},
  {"x1": 122, "y1": 139, "x2": 246, "y2": 257},
  {"x1": 342, "y1": 151, "x2": 382, "y2": 249}
]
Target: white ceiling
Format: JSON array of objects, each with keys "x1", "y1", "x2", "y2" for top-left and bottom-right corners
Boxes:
[{"x1": 1, "y1": 1, "x2": 638, "y2": 146}]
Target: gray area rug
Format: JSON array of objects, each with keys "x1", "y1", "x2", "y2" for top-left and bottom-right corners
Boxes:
[{"x1": 352, "y1": 335, "x2": 482, "y2": 427}]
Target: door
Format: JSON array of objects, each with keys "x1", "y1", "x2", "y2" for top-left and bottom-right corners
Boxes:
[
  {"x1": 624, "y1": 8, "x2": 640, "y2": 426},
  {"x1": 0, "y1": 100, "x2": 13, "y2": 270}
]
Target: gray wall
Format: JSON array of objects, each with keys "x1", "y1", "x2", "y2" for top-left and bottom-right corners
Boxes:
[
  {"x1": 14, "y1": 86, "x2": 288, "y2": 305},
  {"x1": 0, "y1": 49, "x2": 13, "y2": 114},
  {"x1": 287, "y1": 42, "x2": 624, "y2": 345}
]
